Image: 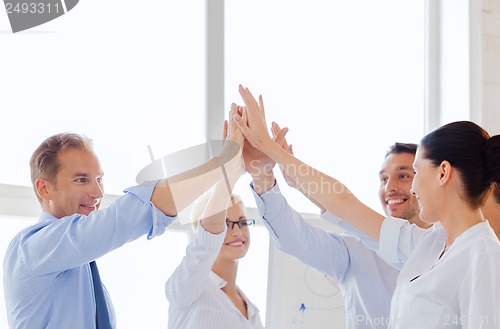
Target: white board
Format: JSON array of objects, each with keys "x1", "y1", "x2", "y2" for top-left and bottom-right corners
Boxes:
[{"x1": 265, "y1": 216, "x2": 347, "y2": 329}]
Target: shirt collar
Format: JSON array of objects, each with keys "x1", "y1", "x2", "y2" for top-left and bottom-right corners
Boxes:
[
  {"x1": 209, "y1": 271, "x2": 261, "y2": 315},
  {"x1": 39, "y1": 211, "x2": 59, "y2": 223},
  {"x1": 209, "y1": 271, "x2": 227, "y2": 289}
]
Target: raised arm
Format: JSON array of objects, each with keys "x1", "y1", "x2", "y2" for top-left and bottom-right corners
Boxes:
[
  {"x1": 271, "y1": 121, "x2": 327, "y2": 213},
  {"x1": 151, "y1": 104, "x2": 244, "y2": 217},
  {"x1": 235, "y1": 85, "x2": 384, "y2": 240},
  {"x1": 199, "y1": 111, "x2": 247, "y2": 234}
]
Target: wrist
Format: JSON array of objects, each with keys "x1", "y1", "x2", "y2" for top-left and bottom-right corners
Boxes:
[{"x1": 252, "y1": 173, "x2": 276, "y2": 195}]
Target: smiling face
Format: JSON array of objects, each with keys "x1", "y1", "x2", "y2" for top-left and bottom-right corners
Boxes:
[
  {"x1": 378, "y1": 152, "x2": 420, "y2": 223},
  {"x1": 218, "y1": 201, "x2": 251, "y2": 262},
  {"x1": 410, "y1": 148, "x2": 441, "y2": 223},
  {"x1": 38, "y1": 148, "x2": 104, "y2": 218}
]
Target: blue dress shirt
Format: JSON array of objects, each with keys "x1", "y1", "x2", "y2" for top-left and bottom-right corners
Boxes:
[
  {"x1": 3, "y1": 180, "x2": 175, "y2": 329},
  {"x1": 251, "y1": 182, "x2": 399, "y2": 329}
]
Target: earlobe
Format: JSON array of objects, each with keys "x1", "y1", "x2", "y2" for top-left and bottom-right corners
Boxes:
[{"x1": 438, "y1": 161, "x2": 452, "y2": 185}]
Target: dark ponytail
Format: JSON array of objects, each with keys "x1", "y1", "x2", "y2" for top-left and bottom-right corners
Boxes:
[{"x1": 420, "y1": 121, "x2": 491, "y2": 207}]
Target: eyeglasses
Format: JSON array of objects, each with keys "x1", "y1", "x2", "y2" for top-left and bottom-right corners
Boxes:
[{"x1": 225, "y1": 219, "x2": 256, "y2": 230}]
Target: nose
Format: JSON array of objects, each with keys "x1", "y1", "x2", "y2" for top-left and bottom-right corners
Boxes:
[
  {"x1": 410, "y1": 186, "x2": 416, "y2": 196},
  {"x1": 230, "y1": 223, "x2": 244, "y2": 235},
  {"x1": 89, "y1": 179, "x2": 104, "y2": 200},
  {"x1": 384, "y1": 177, "x2": 398, "y2": 193}
]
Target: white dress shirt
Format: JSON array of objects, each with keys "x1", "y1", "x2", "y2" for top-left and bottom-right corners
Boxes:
[
  {"x1": 165, "y1": 223, "x2": 264, "y2": 329},
  {"x1": 252, "y1": 183, "x2": 399, "y2": 329},
  {"x1": 379, "y1": 216, "x2": 500, "y2": 329}
]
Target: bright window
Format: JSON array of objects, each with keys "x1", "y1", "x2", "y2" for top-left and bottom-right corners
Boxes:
[{"x1": 226, "y1": 0, "x2": 425, "y2": 215}]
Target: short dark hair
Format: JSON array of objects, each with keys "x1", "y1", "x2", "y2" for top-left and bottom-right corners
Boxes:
[
  {"x1": 29, "y1": 133, "x2": 94, "y2": 202},
  {"x1": 385, "y1": 142, "x2": 418, "y2": 159},
  {"x1": 420, "y1": 121, "x2": 500, "y2": 208}
]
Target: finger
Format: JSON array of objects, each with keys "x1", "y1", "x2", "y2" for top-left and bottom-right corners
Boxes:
[
  {"x1": 230, "y1": 103, "x2": 239, "y2": 122},
  {"x1": 288, "y1": 144, "x2": 294, "y2": 155},
  {"x1": 259, "y1": 95, "x2": 266, "y2": 119},
  {"x1": 223, "y1": 120, "x2": 228, "y2": 141},
  {"x1": 234, "y1": 107, "x2": 250, "y2": 137},
  {"x1": 271, "y1": 122, "x2": 278, "y2": 139},
  {"x1": 274, "y1": 127, "x2": 289, "y2": 149},
  {"x1": 272, "y1": 122, "x2": 290, "y2": 149},
  {"x1": 239, "y1": 84, "x2": 259, "y2": 110}
]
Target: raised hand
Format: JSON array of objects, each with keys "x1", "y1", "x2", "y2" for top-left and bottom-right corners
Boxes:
[
  {"x1": 234, "y1": 85, "x2": 274, "y2": 152},
  {"x1": 233, "y1": 86, "x2": 290, "y2": 194},
  {"x1": 223, "y1": 103, "x2": 246, "y2": 178},
  {"x1": 271, "y1": 122, "x2": 298, "y2": 189}
]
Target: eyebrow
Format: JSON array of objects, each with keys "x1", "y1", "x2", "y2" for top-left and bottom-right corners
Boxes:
[
  {"x1": 379, "y1": 166, "x2": 414, "y2": 175},
  {"x1": 72, "y1": 172, "x2": 104, "y2": 177},
  {"x1": 73, "y1": 173, "x2": 89, "y2": 177},
  {"x1": 226, "y1": 216, "x2": 246, "y2": 221}
]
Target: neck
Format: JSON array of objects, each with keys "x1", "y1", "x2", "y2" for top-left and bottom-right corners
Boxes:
[
  {"x1": 212, "y1": 258, "x2": 239, "y2": 294},
  {"x1": 213, "y1": 257, "x2": 249, "y2": 319},
  {"x1": 409, "y1": 216, "x2": 432, "y2": 229},
  {"x1": 440, "y1": 206, "x2": 484, "y2": 248}
]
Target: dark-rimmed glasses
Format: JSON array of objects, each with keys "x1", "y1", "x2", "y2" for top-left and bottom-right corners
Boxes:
[{"x1": 226, "y1": 219, "x2": 255, "y2": 230}]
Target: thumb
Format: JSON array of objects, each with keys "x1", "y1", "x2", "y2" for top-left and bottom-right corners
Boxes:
[
  {"x1": 222, "y1": 120, "x2": 228, "y2": 141},
  {"x1": 274, "y1": 127, "x2": 289, "y2": 149}
]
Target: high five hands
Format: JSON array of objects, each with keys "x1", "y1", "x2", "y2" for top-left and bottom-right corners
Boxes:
[{"x1": 232, "y1": 84, "x2": 290, "y2": 193}]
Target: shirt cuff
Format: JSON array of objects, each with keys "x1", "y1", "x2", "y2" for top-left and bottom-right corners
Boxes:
[
  {"x1": 125, "y1": 180, "x2": 176, "y2": 240},
  {"x1": 250, "y1": 180, "x2": 281, "y2": 219},
  {"x1": 197, "y1": 220, "x2": 227, "y2": 249}
]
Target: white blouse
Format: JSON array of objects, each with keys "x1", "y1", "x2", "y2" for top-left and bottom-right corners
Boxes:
[
  {"x1": 165, "y1": 224, "x2": 265, "y2": 329},
  {"x1": 379, "y1": 217, "x2": 500, "y2": 329}
]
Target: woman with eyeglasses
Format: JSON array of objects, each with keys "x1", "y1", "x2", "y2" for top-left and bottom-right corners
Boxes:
[{"x1": 165, "y1": 113, "x2": 265, "y2": 329}]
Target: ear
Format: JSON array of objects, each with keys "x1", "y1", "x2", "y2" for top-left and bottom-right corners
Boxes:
[
  {"x1": 35, "y1": 178, "x2": 51, "y2": 202},
  {"x1": 438, "y1": 160, "x2": 452, "y2": 186}
]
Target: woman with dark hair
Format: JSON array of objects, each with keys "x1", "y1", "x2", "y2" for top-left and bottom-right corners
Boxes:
[{"x1": 234, "y1": 85, "x2": 500, "y2": 329}]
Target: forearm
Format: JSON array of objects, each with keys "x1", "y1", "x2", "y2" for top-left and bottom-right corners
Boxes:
[
  {"x1": 263, "y1": 139, "x2": 384, "y2": 240},
  {"x1": 295, "y1": 181, "x2": 326, "y2": 213},
  {"x1": 152, "y1": 146, "x2": 241, "y2": 216},
  {"x1": 200, "y1": 172, "x2": 242, "y2": 233}
]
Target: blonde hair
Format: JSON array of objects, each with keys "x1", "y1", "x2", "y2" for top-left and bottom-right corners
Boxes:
[{"x1": 190, "y1": 192, "x2": 244, "y2": 232}]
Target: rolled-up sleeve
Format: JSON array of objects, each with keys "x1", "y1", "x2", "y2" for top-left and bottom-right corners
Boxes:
[{"x1": 124, "y1": 180, "x2": 175, "y2": 239}]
